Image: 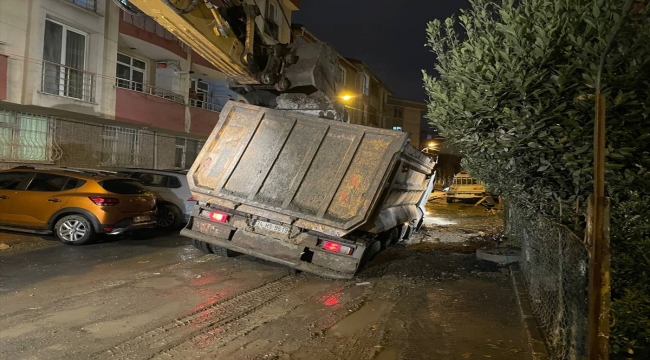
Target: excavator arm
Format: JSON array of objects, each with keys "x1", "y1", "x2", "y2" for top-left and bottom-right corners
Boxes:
[{"x1": 119, "y1": 0, "x2": 343, "y2": 111}]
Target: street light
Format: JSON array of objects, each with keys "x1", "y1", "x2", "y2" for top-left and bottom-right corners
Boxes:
[{"x1": 339, "y1": 92, "x2": 355, "y2": 103}]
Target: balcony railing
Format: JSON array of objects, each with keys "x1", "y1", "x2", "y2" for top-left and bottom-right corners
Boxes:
[
  {"x1": 41, "y1": 60, "x2": 95, "y2": 103},
  {"x1": 189, "y1": 95, "x2": 229, "y2": 112},
  {"x1": 116, "y1": 79, "x2": 185, "y2": 104},
  {"x1": 66, "y1": 0, "x2": 97, "y2": 12}
]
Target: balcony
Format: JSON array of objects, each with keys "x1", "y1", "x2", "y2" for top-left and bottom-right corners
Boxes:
[
  {"x1": 41, "y1": 61, "x2": 96, "y2": 103},
  {"x1": 65, "y1": 0, "x2": 97, "y2": 12},
  {"x1": 116, "y1": 79, "x2": 185, "y2": 103},
  {"x1": 115, "y1": 82, "x2": 185, "y2": 132},
  {"x1": 188, "y1": 95, "x2": 227, "y2": 113},
  {"x1": 189, "y1": 96, "x2": 227, "y2": 136}
]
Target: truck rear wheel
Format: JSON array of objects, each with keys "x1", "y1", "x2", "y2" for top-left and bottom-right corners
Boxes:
[
  {"x1": 192, "y1": 240, "x2": 213, "y2": 254},
  {"x1": 209, "y1": 244, "x2": 240, "y2": 257}
]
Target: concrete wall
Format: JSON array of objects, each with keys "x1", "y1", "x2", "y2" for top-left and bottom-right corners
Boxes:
[{"x1": 114, "y1": 87, "x2": 185, "y2": 132}]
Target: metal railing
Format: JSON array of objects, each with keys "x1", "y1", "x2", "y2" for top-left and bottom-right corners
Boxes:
[
  {"x1": 189, "y1": 96, "x2": 228, "y2": 112},
  {"x1": 0, "y1": 109, "x2": 62, "y2": 163},
  {"x1": 116, "y1": 79, "x2": 185, "y2": 104},
  {"x1": 41, "y1": 61, "x2": 95, "y2": 103},
  {"x1": 66, "y1": 0, "x2": 97, "y2": 12}
]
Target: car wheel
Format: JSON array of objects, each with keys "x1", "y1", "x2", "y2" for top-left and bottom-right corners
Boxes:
[
  {"x1": 157, "y1": 205, "x2": 183, "y2": 229},
  {"x1": 446, "y1": 197, "x2": 454, "y2": 203},
  {"x1": 192, "y1": 239, "x2": 213, "y2": 253},
  {"x1": 209, "y1": 244, "x2": 240, "y2": 257},
  {"x1": 55, "y1": 215, "x2": 95, "y2": 245}
]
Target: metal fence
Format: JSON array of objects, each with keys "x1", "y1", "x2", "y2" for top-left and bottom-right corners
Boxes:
[
  {"x1": 505, "y1": 203, "x2": 589, "y2": 360},
  {"x1": 41, "y1": 61, "x2": 96, "y2": 103}
]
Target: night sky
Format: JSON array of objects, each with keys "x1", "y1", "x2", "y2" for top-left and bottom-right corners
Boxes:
[{"x1": 292, "y1": 0, "x2": 471, "y2": 102}]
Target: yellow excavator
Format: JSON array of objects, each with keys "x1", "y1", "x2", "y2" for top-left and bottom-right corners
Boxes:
[{"x1": 114, "y1": 0, "x2": 345, "y2": 119}]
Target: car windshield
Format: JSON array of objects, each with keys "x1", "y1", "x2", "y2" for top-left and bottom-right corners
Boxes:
[{"x1": 99, "y1": 179, "x2": 149, "y2": 194}]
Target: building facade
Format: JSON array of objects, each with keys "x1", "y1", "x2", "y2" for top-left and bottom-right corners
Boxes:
[
  {"x1": 0, "y1": 0, "x2": 298, "y2": 170},
  {"x1": 385, "y1": 97, "x2": 427, "y2": 149},
  {"x1": 292, "y1": 24, "x2": 393, "y2": 128}
]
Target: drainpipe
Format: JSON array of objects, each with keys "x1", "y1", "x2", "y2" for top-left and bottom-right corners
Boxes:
[{"x1": 153, "y1": 131, "x2": 158, "y2": 169}]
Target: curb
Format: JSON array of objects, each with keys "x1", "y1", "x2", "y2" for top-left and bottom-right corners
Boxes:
[{"x1": 510, "y1": 265, "x2": 550, "y2": 360}]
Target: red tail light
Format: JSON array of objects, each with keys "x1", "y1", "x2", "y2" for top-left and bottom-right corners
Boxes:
[
  {"x1": 89, "y1": 196, "x2": 119, "y2": 206},
  {"x1": 188, "y1": 197, "x2": 196, "y2": 201},
  {"x1": 208, "y1": 211, "x2": 229, "y2": 223},
  {"x1": 321, "y1": 240, "x2": 354, "y2": 255}
]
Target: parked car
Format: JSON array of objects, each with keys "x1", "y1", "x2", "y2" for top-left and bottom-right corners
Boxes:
[
  {"x1": 113, "y1": 168, "x2": 194, "y2": 229},
  {"x1": 445, "y1": 171, "x2": 487, "y2": 203},
  {"x1": 0, "y1": 166, "x2": 157, "y2": 244}
]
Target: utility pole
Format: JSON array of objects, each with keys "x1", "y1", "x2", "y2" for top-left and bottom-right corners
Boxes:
[{"x1": 587, "y1": 93, "x2": 610, "y2": 360}]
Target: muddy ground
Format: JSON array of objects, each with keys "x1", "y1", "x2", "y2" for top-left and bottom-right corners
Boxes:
[{"x1": 0, "y1": 199, "x2": 528, "y2": 360}]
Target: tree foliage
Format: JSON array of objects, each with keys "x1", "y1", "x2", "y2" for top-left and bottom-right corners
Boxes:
[{"x1": 423, "y1": 0, "x2": 649, "y2": 355}]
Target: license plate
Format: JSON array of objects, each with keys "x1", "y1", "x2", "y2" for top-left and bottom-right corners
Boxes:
[
  {"x1": 133, "y1": 215, "x2": 150, "y2": 223},
  {"x1": 194, "y1": 220, "x2": 228, "y2": 237},
  {"x1": 253, "y1": 220, "x2": 290, "y2": 234}
]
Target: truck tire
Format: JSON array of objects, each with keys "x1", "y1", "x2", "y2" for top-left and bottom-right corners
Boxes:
[
  {"x1": 209, "y1": 244, "x2": 239, "y2": 257},
  {"x1": 359, "y1": 239, "x2": 381, "y2": 270},
  {"x1": 192, "y1": 240, "x2": 213, "y2": 254}
]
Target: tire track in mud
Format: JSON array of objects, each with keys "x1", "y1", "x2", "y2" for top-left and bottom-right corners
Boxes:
[
  {"x1": 149, "y1": 281, "x2": 361, "y2": 359},
  {"x1": 94, "y1": 275, "x2": 301, "y2": 360}
]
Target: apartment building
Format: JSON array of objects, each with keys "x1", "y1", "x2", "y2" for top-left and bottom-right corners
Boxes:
[
  {"x1": 0, "y1": 0, "x2": 298, "y2": 170},
  {"x1": 292, "y1": 24, "x2": 393, "y2": 128},
  {"x1": 385, "y1": 96, "x2": 427, "y2": 149}
]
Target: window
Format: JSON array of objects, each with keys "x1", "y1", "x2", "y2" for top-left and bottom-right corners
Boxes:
[
  {"x1": 361, "y1": 73, "x2": 370, "y2": 95},
  {"x1": 426, "y1": 134, "x2": 432, "y2": 140},
  {"x1": 340, "y1": 67, "x2": 346, "y2": 86},
  {"x1": 264, "y1": 1, "x2": 279, "y2": 40},
  {"x1": 131, "y1": 173, "x2": 168, "y2": 187},
  {"x1": 168, "y1": 176, "x2": 182, "y2": 188},
  {"x1": 101, "y1": 126, "x2": 140, "y2": 166},
  {"x1": 0, "y1": 172, "x2": 30, "y2": 190},
  {"x1": 116, "y1": 53, "x2": 146, "y2": 92},
  {"x1": 394, "y1": 107, "x2": 404, "y2": 119},
  {"x1": 99, "y1": 179, "x2": 148, "y2": 194},
  {"x1": 175, "y1": 138, "x2": 199, "y2": 169},
  {"x1": 392, "y1": 126, "x2": 403, "y2": 131},
  {"x1": 67, "y1": 0, "x2": 97, "y2": 12},
  {"x1": 26, "y1": 173, "x2": 70, "y2": 192},
  {"x1": 63, "y1": 178, "x2": 86, "y2": 190},
  {"x1": 42, "y1": 19, "x2": 90, "y2": 101},
  {"x1": 0, "y1": 110, "x2": 56, "y2": 162}
]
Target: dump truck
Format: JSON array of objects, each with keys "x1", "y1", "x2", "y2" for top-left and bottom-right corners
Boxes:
[{"x1": 181, "y1": 102, "x2": 436, "y2": 279}]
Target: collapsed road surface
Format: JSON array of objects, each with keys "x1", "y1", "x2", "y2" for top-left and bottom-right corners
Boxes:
[{"x1": 0, "y1": 200, "x2": 530, "y2": 360}]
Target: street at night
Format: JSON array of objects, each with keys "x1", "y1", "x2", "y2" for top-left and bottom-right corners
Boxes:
[{"x1": 0, "y1": 201, "x2": 529, "y2": 360}]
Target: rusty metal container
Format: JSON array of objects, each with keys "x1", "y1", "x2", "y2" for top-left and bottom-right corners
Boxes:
[{"x1": 183, "y1": 102, "x2": 435, "y2": 278}]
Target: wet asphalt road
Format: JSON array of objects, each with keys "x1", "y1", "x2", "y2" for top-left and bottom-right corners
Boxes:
[{"x1": 0, "y1": 201, "x2": 530, "y2": 360}]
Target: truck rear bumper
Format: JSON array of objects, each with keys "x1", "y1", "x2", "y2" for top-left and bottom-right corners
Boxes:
[{"x1": 181, "y1": 226, "x2": 361, "y2": 280}]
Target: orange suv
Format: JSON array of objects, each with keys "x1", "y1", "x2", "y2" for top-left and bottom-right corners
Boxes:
[{"x1": 0, "y1": 167, "x2": 157, "y2": 244}]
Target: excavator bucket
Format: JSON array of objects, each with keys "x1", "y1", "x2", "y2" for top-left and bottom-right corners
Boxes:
[{"x1": 285, "y1": 42, "x2": 343, "y2": 102}]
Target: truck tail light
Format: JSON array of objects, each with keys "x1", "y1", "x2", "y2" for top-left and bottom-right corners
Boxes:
[
  {"x1": 89, "y1": 196, "x2": 119, "y2": 206},
  {"x1": 321, "y1": 240, "x2": 354, "y2": 255},
  {"x1": 208, "y1": 211, "x2": 229, "y2": 223}
]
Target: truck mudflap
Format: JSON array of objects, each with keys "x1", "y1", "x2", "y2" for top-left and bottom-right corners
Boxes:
[{"x1": 181, "y1": 218, "x2": 365, "y2": 280}]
